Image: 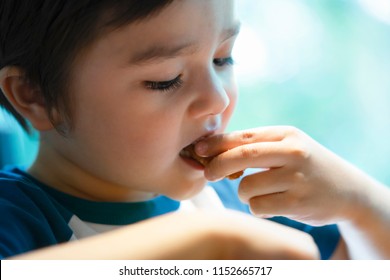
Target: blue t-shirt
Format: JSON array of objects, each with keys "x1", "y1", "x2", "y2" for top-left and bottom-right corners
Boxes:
[{"x1": 0, "y1": 167, "x2": 340, "y2": 259}]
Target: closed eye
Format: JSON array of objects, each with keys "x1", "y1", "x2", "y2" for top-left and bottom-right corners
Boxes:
[{"x1": 144, "y1": 75, "x2": 183, "y2": 92}]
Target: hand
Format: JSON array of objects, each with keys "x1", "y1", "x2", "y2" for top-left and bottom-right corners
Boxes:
[
  {"x1": 13, "y1": 210, "x2": 319, "y2": 260},
  {"x1": 195, "y1": 126, "x2": 379, "y2": 226}
]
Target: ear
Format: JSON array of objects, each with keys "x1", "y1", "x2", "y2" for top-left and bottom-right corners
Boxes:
[{"x1": 0, "y1": 66, "x2": 54, "y2": 131}]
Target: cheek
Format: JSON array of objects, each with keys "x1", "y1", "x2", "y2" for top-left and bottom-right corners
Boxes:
[
  {"x1": 84, "y1": 111, "x2": 175, "y2": 162},
  {"x1": 66, "y1": 107, "x2": 181, "y2": 187},
  {"x1": 114, "y1": 107, "x2": 182, "y2": 159}
]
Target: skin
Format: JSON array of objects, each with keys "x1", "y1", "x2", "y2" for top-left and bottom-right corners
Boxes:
[
  {"x1": 195, "y1": 126, "x2": 390, "y2": 259},
  {"x1": 12, "y1": 210, "x2": 319, "y2": 260},
  {"x1": 0, "y1": 0, "x2": 320, "y2": 260},
  {"x1": 29, "y1": 0, "x2": 239, "y2": 202},
  {"x1": 2, "y1": 0, "x2": 388, "y2": 260}
]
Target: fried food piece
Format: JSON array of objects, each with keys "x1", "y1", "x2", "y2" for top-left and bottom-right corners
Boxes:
[
  {"x1": 226, "y1": 170, "x2": 244, "y2": 180},
  {"x1": 182, "y1": 144, "x2": 244, "y2": 180}
]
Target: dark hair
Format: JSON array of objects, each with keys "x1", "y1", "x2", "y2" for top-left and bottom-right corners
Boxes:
[{"x1": 0, "y1": 0, "x2": 174, "y2": 133}]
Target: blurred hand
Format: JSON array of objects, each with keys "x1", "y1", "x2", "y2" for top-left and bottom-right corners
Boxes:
[{"x1": 14, "y1": 210, "x2": 319, "y2": 260}]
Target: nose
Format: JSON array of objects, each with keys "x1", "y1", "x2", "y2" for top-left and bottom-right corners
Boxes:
[{"x1": 187, "y1": 68, "x2": 230, "y2": 119}]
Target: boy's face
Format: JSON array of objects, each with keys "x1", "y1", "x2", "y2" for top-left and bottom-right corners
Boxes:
[{"x1": 48, "y1": 0, "x2": 239, "y2": 200}]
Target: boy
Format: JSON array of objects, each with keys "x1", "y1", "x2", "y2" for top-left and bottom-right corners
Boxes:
[{"x1": 1, "y1": 0, "x2": 389, "y2": 259}]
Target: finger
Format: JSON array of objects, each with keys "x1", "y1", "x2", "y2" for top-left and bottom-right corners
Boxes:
[
  {"x1": 248, "y1": 192, "x2": 298, "y2": 218},
  {"x1": 238, "y1": 168, "x2": 290, "y2": 203},
  {"x1": 195, "y1": 126, "x2": 289, "y2": 157},
  {"x1": 204, "y1": 142, "x2": 291, "y2": 181}
]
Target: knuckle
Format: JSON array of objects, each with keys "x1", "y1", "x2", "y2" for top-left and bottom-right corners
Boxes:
[
  {"x1": 233, "y1": 130, "x2": 255, "y2": 144},
  {"x1": 239, "y1": 145, "x2": 258, "y2": 158},
  {"x1": 283, "y1": 126, "x2": 308, "y2": 141},
  {"x1": 282, "y1": 136, "x2": 310, "y2": 160},
  {"x1": 283, "y1": 125, "x2": 300, "y2": 137},
  {"x1": 292, "y1": 171, "x2": 306, "y2": 184},
  {"x1": 290, "y1": 144, "x2": 309, "y2": 159},
  {"x1": 240, "y1": 131, "x2": 255, "y2": 141}
]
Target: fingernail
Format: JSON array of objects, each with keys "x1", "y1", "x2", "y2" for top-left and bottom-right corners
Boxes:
[
  {"x1": 195, "y1": 141, "x2": 208, "y2": 156},
  {"x1": 204, "y1": 170, "x2": 220, "y2": 182}
]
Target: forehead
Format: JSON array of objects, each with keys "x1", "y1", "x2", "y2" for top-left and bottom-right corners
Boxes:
[{"x1": 90, "y1": 0, "x2": 238, "y2": 62}]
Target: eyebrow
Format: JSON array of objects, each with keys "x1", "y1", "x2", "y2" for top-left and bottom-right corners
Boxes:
[{"x1": 130, "y1": 22, "x2": 241, "y2": 65}]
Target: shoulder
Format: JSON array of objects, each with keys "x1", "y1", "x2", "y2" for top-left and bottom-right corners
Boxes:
[
  {"x1": 0, "y1": 167, "x2": 73, "y2": 259},
  {"x1": 0, "y1": 167, "x2": 70, "y2": 218}
]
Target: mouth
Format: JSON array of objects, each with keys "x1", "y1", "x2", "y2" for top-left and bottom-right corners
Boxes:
[
  {"x1": 179, "y1": 142, "x2": 211, "y2": 168},
  {"x1": 179, "y1": 141, "x2": 244, "y2": 180}
]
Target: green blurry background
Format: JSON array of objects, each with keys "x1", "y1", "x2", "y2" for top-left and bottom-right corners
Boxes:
[
  {"x1": 1, "y1": 0, "x2": 390, "y2": 185},
  {"x1": 229, "y1": 0, "x2": 390, "y2": 185}
]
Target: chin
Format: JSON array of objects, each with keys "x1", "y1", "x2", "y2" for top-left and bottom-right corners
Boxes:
[{"x1": 165, "y1": 177, "x2": 207, "y2": 201}]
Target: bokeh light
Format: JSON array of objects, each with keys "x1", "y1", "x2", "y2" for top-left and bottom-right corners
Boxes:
[
  {"x1": 359, "y1": 0, "x2": 390, "y2": 25},
  {"x1": 230, "y1": 0, "x2": 390, "y2": 185}
]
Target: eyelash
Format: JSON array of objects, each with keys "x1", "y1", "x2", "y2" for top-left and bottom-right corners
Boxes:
[
  {"x1": 145, "y1": 56, "x2": 234, "y2": 92},
  {"x1": 144, "y1": 75, "x2": 183, "y2": 93}
]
